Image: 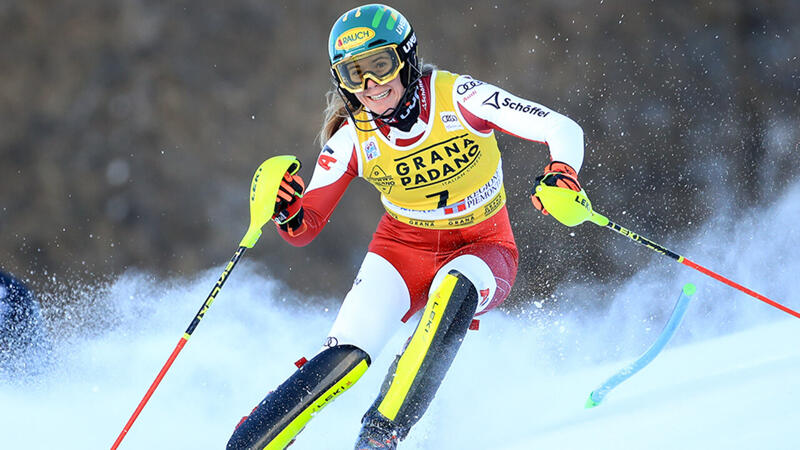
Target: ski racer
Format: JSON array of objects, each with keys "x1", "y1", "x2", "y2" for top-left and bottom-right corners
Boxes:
[{"x1": 228, "y1": 4, "x2": 586, "y2": 449}]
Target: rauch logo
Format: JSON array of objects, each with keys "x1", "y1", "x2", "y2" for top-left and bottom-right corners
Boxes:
[{"x1": 335, "y1": 27, "x2": 376, "y2": 50}]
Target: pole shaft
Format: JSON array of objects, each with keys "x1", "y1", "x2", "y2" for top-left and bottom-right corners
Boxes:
[
  {"x1": 605, "y1": 221, "x2": 682, "y2": 261},
  {"x1": 186, "y1": 246, "x2": 248, "y2": 336},
  {"x1": 681, "y1": 257, "x2": 800, "y2": 319},
  {"x1": 111, "y1": 337, "x2": 187, "y2": 449},
  {"x1": 604, "y1": 219, "x2": 800, "y2": 320},
  {"x1": 111, "y1": 246, "x2": 249, "y2": 449}
]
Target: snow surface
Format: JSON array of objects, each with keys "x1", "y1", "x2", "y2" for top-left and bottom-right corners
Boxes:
[{"x1": 2, "y1": 182, "x2": 798, "y2": 449}]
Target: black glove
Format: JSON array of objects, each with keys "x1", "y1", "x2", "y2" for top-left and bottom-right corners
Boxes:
[
  {"x1": 273, "y1": 171, "x2": 307, "y2": 236},
  {"x1": 530, "y1": 161, "x2": 581, "y2": 215}
]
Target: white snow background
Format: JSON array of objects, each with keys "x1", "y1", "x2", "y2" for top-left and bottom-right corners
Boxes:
[{"x1": 1, "y1": 180, "x2": 798, "y2": 450}]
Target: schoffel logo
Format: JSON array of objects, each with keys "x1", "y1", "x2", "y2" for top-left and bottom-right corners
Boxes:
[
  {"x1": 482, "y1": 91, "x2": 501, "y2": 109},
  {"x1": 324, "y1": 336, "x2": 339, "y2": 348},
  {"x1": 456, "y1": 79, "x2": 484, "y2": 95},
  {"x1": 501, "y1": 97, "x2": 551, "y2": 117},
  {"x1": 335, "y1": 27, "x2": 375, "y2": 51},
  {"x1": 481, "y1": 92, "x2": 551, "y2": 117}
]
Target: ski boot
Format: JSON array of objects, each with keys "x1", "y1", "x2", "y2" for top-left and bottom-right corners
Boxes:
[
  {"x1": 354, "y1": 410, "x2": 400, "y2": 450},
  {"x1": 231, "y1": 392, "x2": 301, "y2": 448},
  {"x1": 232, "y1": 402, "x2": 302, "y2": 449}
]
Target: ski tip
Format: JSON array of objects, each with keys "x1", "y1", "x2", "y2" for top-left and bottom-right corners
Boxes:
[
  {"x1": 584, "y1": 392, "x2": 601, "y2": 409},
  {"x1": 682, "y1": 283, "x2": 697, "y2": 297}
]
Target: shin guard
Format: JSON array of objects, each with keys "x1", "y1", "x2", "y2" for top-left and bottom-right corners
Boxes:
[
  {"x1": 228, "y1": 344, "x2": 370, "y2": 450},
  {"x1": 365, "y1": 270, "x2": 479, "y2": 440}
]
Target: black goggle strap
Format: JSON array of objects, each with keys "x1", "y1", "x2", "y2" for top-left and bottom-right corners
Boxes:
[
  {"x1": 334, "y1": 87, "x2": 387, "y2": 133},
  {"x1": 396, "y1": 27, "x2": 417, "y2": 61}
]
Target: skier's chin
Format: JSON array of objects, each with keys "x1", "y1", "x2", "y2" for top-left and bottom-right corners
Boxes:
[{"x1": 366, "y1": 99, "x2": 399, "y2": 117}]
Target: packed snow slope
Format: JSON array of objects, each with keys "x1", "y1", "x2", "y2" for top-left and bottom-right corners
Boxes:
[{"x1": 2, "y1": 182, "x2": 798, "y2": 449}]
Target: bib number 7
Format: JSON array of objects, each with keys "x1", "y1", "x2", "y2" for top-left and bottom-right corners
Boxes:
[{"x1": 426, "y1": 190, "x2": 450, "y2": 209}]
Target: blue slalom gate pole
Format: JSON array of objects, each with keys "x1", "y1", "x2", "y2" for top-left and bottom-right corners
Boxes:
[{"x1": 585, "y1": 283, "x2": 696, "y2": 408}]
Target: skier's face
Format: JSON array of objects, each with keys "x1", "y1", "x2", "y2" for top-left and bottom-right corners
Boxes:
[{"x1": 354, "y1": 76, "x2": 404, "y2": 116}]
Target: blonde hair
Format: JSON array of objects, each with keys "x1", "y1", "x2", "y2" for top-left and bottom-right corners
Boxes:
[
  {"x1": 318, "y1": 88, "x2": 358, "y2": 147},
  {"x1": 318, "y1": 63, "x2": 437, "y2": 147}
]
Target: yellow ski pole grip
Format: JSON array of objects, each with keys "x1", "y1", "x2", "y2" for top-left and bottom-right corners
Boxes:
[
  {"x1": 534, "y1": 182, "x2": 595, "y2": 227},
  {"x1": 240, "y1": 155, "x2": 302, "y2": 248}
]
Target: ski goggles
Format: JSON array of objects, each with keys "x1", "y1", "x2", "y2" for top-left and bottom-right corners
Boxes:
[{"x1": 332, "y1": 45, "x2": 405, "y2": 94}]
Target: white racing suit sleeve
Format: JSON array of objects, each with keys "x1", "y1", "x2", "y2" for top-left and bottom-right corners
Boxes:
[
  {"x1": 453, "y1": 75, "x2": 584, "y2": 172},
  {"x1": 306, "y1": 124, "x2": 360, "y2": 193},
  {"x1": 277, "y1": 125, "x2": 360, "y2": 246}
]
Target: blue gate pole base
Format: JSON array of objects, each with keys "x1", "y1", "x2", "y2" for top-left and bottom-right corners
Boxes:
[{"x1": 585, "y1": 283, "x2": 696, "y2": 408}]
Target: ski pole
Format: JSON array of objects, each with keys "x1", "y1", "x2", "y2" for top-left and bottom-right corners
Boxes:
[
  {"x1": 533, "y1": 182, "x2": 800, "y2": 320},
  {"x1": 591, "y1": 214, "x2": 800, "y2": 319},
  {"x1": 111, "y1": 155, "x2": 301, "y2": 450}
]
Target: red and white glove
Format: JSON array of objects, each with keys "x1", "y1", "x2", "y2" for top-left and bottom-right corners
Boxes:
[
  {"x1": 530, "y1": 161, "x2": 581, "y2": 215},
  {"x1": 273, "y1": 171, "x2": 307, "y2": 236}
]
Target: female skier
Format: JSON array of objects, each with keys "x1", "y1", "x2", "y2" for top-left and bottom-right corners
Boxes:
[{"x1": 228, "y1": 4, "x2": 586, "y2": 449}]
